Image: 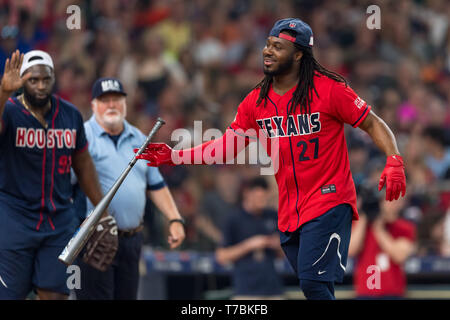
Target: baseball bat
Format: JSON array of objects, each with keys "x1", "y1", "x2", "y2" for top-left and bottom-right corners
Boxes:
[{"x1": 58, "y1": 117, "x2": 166, "y2": 266}]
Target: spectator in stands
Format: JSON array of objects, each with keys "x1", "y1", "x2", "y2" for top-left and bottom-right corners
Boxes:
[
  {"x1": 442, "y1": 208, "x2": 450, "y2": 257},
  {"x1": 422, "y1": 126, "x2": 450, "y2": 181},
  {"x1": 348, "y1": 139, "x2": 370, "y2": 186},
  {"x1": 197, "y1": 167, "x2": 240, "y2": 249},
  {"x1": 349, "y1": 194, "x2": 416, "y2": 299},
  {"x1": 416, "y1": 210, "x2": 447, "y2": 257},
  {"x1": 136, "y1": 28, "x2": 186, "y2": 116},
  {"x1": 216, "y1": 177, "x2": 284, "y2": 300}
]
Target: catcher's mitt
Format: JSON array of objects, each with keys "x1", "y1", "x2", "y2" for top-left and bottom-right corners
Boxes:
[{"x1": 82, "y1": 215, "x2": 119, "y2": 272}]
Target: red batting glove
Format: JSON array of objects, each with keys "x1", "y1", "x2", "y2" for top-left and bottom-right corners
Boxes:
[
  {"x1": 134, "y1": 143, "x2": 178, "y2": 166},
  {"x1": 378, "y1": 155, "x2": 406, "y2": 201}
]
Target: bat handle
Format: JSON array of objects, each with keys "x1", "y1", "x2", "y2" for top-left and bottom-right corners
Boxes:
[{"x1": 131, "y1": 117, "x2": 166, "y2": 161}]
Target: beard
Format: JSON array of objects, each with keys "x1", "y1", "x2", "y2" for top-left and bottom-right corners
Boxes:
[
  {"x1": 100, "y1": 110, "x2": 126, "y2": 130},
  {"x1": 103, "y1": 114, "x2": 124, "y2": 127},
  {"x1": 23, "y1": 89, "x2": 51, "y2": 109},
  {"x1": 263, "y1": 56, "x2": 295, "y2": 76}
]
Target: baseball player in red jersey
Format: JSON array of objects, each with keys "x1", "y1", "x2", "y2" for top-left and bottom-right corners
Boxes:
[{"x1": 136, "y1": 18, "x2": 406, "y2": 299}]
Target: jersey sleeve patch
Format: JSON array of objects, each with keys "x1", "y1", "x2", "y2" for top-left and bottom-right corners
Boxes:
[
  {"x1": 330, "y1": 81, "x2": 372, "y2": 127},
  {"x1": 351, "y1": 104, "x2": 371, "y2": 128}
]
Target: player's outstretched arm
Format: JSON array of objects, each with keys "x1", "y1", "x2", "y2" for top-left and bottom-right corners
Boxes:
[
  {"x1": 136, "y1": 128, "x2": 251, "y2": 166},
  {"x1": 358, "y1": 110, "x2": 406, "y2": 201},
  {"x1": 0, "y1": 50, "x2": 31, "y2": 117}
]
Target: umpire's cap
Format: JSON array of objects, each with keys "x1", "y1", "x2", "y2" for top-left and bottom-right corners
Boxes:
[
  {"x1": 92, "y1": 77, "x2": 127, "y2": 99},
  {"x1": 269, "y1": 18, "x2": 314, "y2": 47}
]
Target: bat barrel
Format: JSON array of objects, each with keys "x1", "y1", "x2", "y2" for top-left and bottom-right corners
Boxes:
[
  {"x1": 58, "y1": 118, "x2": 165, "y2": 266},
  {"x1": 58, "y1": 169, "x2": 129, "y2": 265}
]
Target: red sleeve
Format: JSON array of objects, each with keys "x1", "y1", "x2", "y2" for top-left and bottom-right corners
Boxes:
[
  {"x1": 174, "y1": 91, "x2": 258, "y2": 165},
  {"x1": 403, "y1": 221, "x2": 416, "y2": 241},
  {"x1": 229, "y1": 90, "x2": 257, "y2": 134},
  {"x1": 175, "y1": 128, "x2": 251, "y2": 165},
  {"x1": 330, "y1": 81, "x2": 371, "y2": 128},
  {"x1": 397, "y1": 220, "x2": 416, "y2": 242}
]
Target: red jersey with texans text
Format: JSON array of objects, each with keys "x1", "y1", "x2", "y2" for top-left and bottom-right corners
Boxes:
[{"x1": 230, "y1": 74, "x2": 371, "y2": 232}]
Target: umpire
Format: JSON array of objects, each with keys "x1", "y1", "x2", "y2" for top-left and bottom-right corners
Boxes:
[{"x1": 74, "y1": 77, "x2": 185, "y2": 300}]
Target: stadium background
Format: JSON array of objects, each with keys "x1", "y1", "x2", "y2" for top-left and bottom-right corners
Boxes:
[{"x1": 1, "y1": 0, "x2": 449, "y2": 299}]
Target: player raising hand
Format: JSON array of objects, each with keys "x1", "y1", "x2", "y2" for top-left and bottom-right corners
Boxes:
[
  {"x1": 0, "y1": 50, "x2": 31, "y2": 115},
  {"x1": 0, "y1": 49, "x2": 107, "y2": 300}
]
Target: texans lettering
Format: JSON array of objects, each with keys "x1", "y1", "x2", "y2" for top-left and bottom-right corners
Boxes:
[{"x1": 256, "y1": 112, "x2": 321, "y2": 138}]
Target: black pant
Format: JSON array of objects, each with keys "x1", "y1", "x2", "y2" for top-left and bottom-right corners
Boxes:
[{"x1": 74, "y1": 232, "x2": 143, "y2": 300}]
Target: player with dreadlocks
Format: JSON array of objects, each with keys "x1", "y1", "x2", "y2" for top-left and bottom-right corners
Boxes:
[
  {"x1": 136, "y1": 18, "x2": 406, "y2": 300},
  {"x1": 255, "y1": 34, "x2": 347, "y2": 115}
]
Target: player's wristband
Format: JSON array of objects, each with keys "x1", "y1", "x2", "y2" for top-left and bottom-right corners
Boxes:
[
  {"x1": 386, "y1": 155, "x2": 404, "y2": 167},
  {"x1": 169, "y1": 218, "x2": 186, "y2": 226}
]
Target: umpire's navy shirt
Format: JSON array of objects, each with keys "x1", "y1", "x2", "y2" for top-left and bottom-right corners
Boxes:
[
  {"x1": 83, "y1": 115, "x2": 166, "y2": 230},
  {"x1": 221, "y1": 208, "x2": 284, "y2": 296}
]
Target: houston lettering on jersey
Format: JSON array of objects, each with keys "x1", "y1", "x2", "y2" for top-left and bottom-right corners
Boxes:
[
  {"x1": 255, "y1": 112, "x2": 321, "y2": 138},
  {"x1": 15, "y1": 127, "x2": 77, "y2": 149}
]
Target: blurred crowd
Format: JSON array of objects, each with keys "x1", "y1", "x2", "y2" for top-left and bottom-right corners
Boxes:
[{"x1": 1, "y1": 0, "x2": 449, "y2": 256}]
